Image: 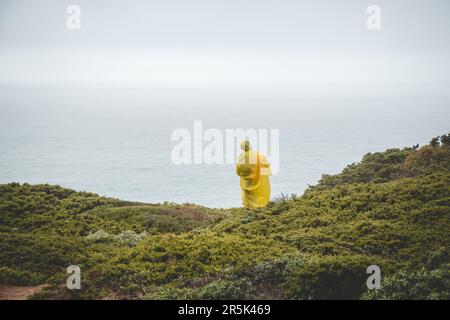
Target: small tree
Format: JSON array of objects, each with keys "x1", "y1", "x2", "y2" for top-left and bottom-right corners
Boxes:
[
  {"x1": 429, "y1": 137, "x2": 440, "y2": 147},
  {"x1": 440, "y1": 133, "x2": 450, "y2": 147}
]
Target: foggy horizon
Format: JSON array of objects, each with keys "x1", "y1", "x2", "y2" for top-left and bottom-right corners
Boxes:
[{"x1": 1, "y1": 0, "x2": 449, "y2": 95}]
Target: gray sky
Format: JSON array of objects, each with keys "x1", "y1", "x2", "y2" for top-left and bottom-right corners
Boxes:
[{"x1": 0, "y1": 0, "x2": 449, "y2": 91}]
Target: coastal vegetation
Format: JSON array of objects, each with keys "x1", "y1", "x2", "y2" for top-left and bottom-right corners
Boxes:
[{"x1": 0, "y1": 134, "x2": 449, "y2": 299}]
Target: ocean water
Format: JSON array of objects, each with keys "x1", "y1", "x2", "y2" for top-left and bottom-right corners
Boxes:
[{"x1": 0, "y1": 84, "x2": 449, "y2": 208}]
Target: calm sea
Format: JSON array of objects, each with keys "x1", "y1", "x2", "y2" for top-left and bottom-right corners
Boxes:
[{"x1": 0, "y1": 84, "x2": 449, "y2": 207}]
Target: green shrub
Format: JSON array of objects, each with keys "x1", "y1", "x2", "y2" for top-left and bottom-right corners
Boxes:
[
  {"x1": 85, "y1": 230, "x2": 113, "y2": 243},
  {"x1": 0, "y1": 266, "x2": 44, "y2": 285},
  {"x1": 362, "y1": 265, "x2": 450, "y2": 300},
  {"x1": 114, "y1": 230, "x2": 146, "y2": 246},
  {"x1": 283, "y1": 255, "x2": 384, "y2": 300},
  {"x1": 197, "y1": 279, "x2": 251, "y2": 300}
]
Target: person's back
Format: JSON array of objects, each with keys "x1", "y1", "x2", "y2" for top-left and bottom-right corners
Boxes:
[{"x1": 236, "y1": 141, "x2": 272, "y2": 208}]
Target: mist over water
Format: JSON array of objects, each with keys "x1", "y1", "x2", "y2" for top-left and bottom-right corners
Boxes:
[
  {"x1": 0, "y1": 84, "x2": 448, "y2": 207},
  {"x1": 0, "y1": 1, "x2": 449, "y2": 206}
]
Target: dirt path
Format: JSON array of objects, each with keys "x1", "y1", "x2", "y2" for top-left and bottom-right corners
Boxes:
[{"x1": 0, "y1": 284, "x2": 47, "y2": 300}]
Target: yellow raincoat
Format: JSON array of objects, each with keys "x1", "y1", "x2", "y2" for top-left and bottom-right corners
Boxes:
[{"x1": 236, "y1": 141, "x2": 272, "y2": 208}]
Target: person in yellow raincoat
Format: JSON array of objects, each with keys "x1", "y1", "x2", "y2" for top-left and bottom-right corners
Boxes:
[{"x1": 236, "y1": 140, "x2": 272, "y2": 208}]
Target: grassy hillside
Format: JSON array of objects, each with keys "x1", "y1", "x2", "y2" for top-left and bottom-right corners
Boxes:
[{"x1": 0, "y1": 134, "x2": 449, "y2": 300}]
